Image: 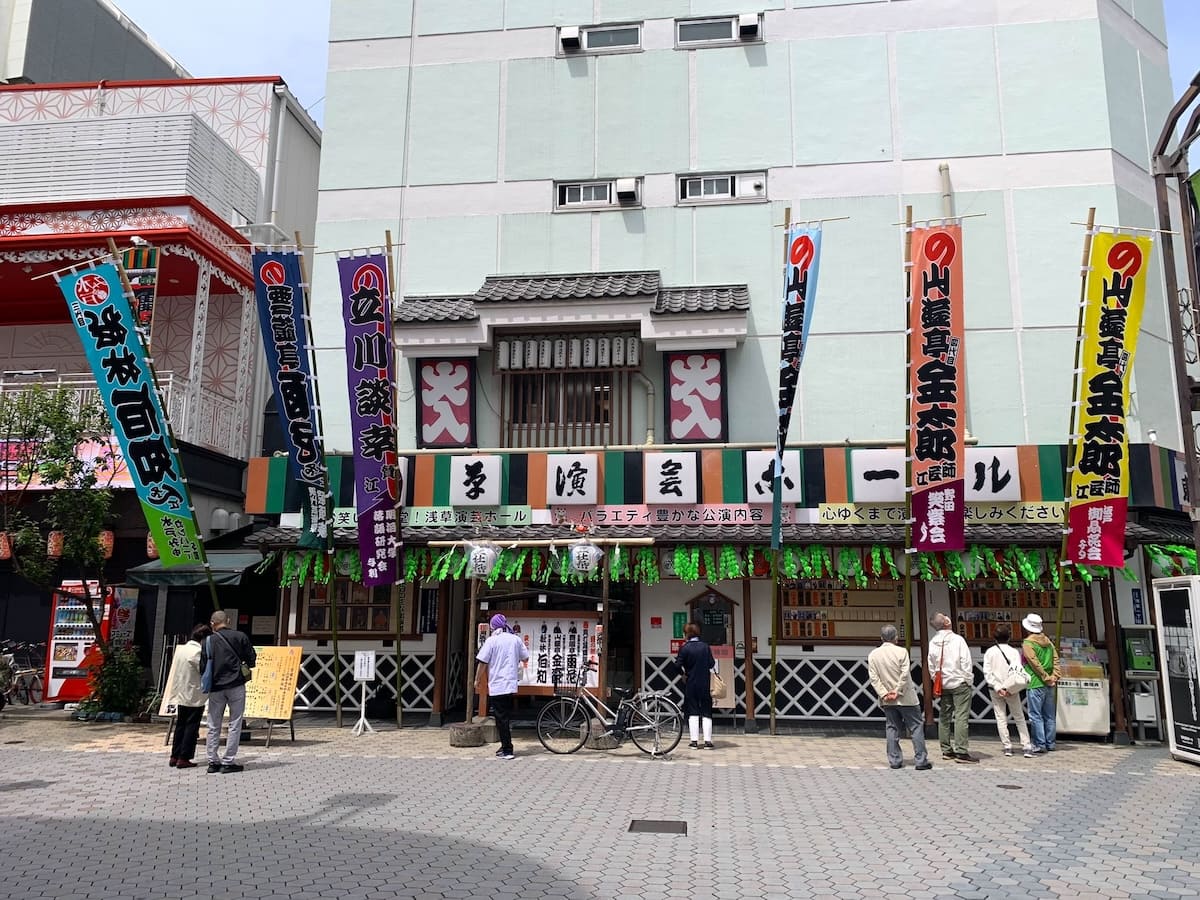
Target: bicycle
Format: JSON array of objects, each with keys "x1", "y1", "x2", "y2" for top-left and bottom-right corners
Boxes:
[
  {"x1": 0, "y1": 641, "x2": 46, "y2": 710},
  {"x1": 536, "y1": 661, "x2": 683, "y2": 757}
]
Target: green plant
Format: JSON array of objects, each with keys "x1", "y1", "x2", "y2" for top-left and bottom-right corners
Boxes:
[{"x1": 88, "y1": 646, "x2": 145, "y2": 715}]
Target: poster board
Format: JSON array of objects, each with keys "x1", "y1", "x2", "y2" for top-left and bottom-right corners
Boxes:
[
  {"x1": 712, "y1": 644, "x2": 735, "y2": 710},
  {"x1": 243, "y1": 646, "x2": 303, "y2": 721},
  {"x1": 1151, "y1": 577, "x2": 1200, "y2": 765},
  {"x1": 477, "y1": 613, "x2": 601, "y2": 696}
]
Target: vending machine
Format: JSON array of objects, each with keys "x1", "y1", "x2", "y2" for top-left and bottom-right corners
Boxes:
[
  {"x1": 45, "y1": 581, "x2": 113, "y2": 703},
  {"x1": 1151, "y1": 577, "x2": 1200, "y2": 766}
]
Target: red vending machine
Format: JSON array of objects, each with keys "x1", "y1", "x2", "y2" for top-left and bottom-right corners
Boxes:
[{"x1": 45, "y1": 581, "x2": 113, "y2": 703}]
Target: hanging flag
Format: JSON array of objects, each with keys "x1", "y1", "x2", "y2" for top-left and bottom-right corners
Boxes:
[
  {"x1": 772, "y1": 223, "x2": 822, "y2": 549},
  {"x1": 1067, "y1": 232, "x2": 1151, "y2": 567},
  {"x1": 337, "y1": 253, "x2": 402, "y2": 586},
  {"x1": 909, "y1": 225, "x2": 965, "y2": 552},
  {"x1": 252, "y1": 249, "x2": 330, "y2": 550},
  {"x1": 56, "y1": 262, "x2": 203, "y2": 566},
  {"x1": 121, "y1": 246, "x2": 160, "y2": 346}
]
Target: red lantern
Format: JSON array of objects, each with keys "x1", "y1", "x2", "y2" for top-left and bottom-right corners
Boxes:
[
  {"x1": 0, "y1": 532, "x2": 11, "y2": 561},
  {"x1": 98, "y1": 530, "x2": 114, "y2": 559},
  {"x1": 47, "y1": 531, "x2": 64, "y2": 558},
  {"x1": 146, "y1": 533, "x2": 159, "y2": 559}
]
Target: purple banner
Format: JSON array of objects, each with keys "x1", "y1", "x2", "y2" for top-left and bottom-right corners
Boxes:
[{"x1": 338, "y1": 254, "x2": 401, "y2": 585}]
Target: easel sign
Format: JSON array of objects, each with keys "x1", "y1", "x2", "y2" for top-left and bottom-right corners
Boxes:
[
  {"x1": 243, "y1": 646, "x2": 303, "y2": 747},
  {"x1": 352, "y1": 650, "x2": 377, "y2": 736}
]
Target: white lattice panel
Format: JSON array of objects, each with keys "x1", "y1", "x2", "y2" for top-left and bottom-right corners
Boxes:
[{"x1": 296, "y1": 650, "x2": 435, "y2": 713}]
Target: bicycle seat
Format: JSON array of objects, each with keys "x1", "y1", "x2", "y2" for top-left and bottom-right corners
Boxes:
[{"x1": 611, "y1": 686, "x2": 633, "y2": 697}]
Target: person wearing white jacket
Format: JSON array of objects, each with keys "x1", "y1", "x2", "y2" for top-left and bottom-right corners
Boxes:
[
  {"x1": 927, "y1": 612, "x2": 977, "y2": 762},
  {"x1": 165, "y1": 623, "x2": 211, "y2": 769},
  {"x1": 982, "y1": 623, "x2": 1034, "y2": 758}
]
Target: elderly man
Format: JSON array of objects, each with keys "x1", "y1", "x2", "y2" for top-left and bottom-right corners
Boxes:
[
  {"x1": 867, "y1": 625, "x2": 931, "y2": 770},
  {"x1": 928, "y1": 611, "x2": 977, "y2": 763}
]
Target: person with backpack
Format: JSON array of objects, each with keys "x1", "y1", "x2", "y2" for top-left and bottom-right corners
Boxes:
[
  {"x1": 198, "y1": 610, "x2": 256, "y2": 773},
  {"x1": 1021, "y1": 613, "x2": 1062, "y2": 753},
  {"x1": 983, "y1": 623, "x2": 1034, "y2": 758}
]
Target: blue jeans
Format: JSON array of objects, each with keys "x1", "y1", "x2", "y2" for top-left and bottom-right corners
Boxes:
[{"x1": 1027, "y1": 685, "x2": 1057, "y2": 750}]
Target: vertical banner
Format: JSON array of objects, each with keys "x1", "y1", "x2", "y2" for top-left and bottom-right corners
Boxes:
[
  {"x1": 252, "y1": 250, "x2": 330, "y2": 550},
  {"x1": 772, "y1": 223, "x2": 822, "y2": 548},
  {"x1": 909, "y1": 225, "x2": 965, "y2": 551},
  {"x1": 337, "y1": 253, "x2": 401, "y2": 586},
  {"x1": 57, "y1": 262, "x2": 203, "y2": 565},
  {"x1": 1067, "y1": 232, "x2": 1150, "y2": 566},
  {"x1": 121, "y1": 246, "x2": 160, "y2": 346}
]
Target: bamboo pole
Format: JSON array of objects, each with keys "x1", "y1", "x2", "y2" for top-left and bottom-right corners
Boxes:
[
  {"x1": 293, "y1": 232, "x2": 342, "y2": 727},
  {"x1": 902, "y1": 207, "x2": 915, "y2": 651},
  {"x1": 1056, "y1": 208, "x2": 1097, "y2": 647},
  {"x1": 385, "y1": 229, "x2": 404, "y2": 731},
  {"x1": 769, "y1": 206, "x2": 791, "y2": 736}
]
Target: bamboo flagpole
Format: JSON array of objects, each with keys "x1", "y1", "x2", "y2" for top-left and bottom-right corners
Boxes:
[
  {"x1": 1057, "y1": 208, "x2": 1097, "y2": 645},
  {"x1": 769, "y1": 206, "x2": 791, "y2": 736},
  {"x1": 385, "y1": 228, "x2": 404, "y2": 730},
  {"x1": 902, "y1": 207, "x2": 915, "y2": 652}
]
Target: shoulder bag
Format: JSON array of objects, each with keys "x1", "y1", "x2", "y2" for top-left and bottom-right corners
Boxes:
[
  {"x1": 200, "y1": 636, "x2": 214, "y2": 693},
  {"x1": 932, "y1": 640, "x2": 946, "y2": 698},
  {"x1": 710, "y1": 669, "x2": 728, "y2": 700},
  {"x1": 216, "y1": 629, "x2": 253, "y2": 683},
  {"x1": 996, "y1": 644, "x2": 1030, "y2": 691}
]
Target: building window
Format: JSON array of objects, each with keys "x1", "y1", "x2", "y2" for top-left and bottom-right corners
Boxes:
[
  {"x1": 677, "y1": 171, "x2": 767, "y2": 205},
  {"x1": 676, "y1": 15, "x2": 761, "y2": 47},
  {"x1": 302, "y1": 579, "x2": 417, "y2": 636},
  {"x1": 560, "y1": 181, "x2": 611, "y2": 207},
  {"x1": 586, "y1": 24, "x2": 640, "y2": 50}
]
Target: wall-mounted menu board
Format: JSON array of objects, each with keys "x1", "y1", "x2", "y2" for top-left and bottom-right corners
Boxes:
[
  {"x1": 778, "y1": 580, "x2": 905, "y2": 642},
  {"x1": 952, "y1": 581, "x2": 1090, "y2": 643}
]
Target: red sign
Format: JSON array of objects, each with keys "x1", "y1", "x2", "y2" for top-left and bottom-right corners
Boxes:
[{"x1": 73, "y1": 273, "x2": 110, "y2": 305}]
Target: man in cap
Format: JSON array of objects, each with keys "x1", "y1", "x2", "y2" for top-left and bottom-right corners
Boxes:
[
  {"x1": 474, "y1": 614, "x2": 530, "y2": 760},
  {"x1": 1021, "y1": 613, "x2": 1061, "y2": 753}
]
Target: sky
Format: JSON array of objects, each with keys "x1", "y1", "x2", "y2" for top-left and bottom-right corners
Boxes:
[{"x1": 112, "y1": 0, "x2": 1199, "y2": 132}]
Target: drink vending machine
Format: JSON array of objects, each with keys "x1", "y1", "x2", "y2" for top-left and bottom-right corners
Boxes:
[{"x1": 45, "y1": 580, "x2": 113, "y2": 703}]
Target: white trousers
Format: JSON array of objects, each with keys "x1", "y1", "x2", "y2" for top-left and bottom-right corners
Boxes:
[{"x1": 990, "y1": 689, "x2": 1031, "y2": 750}]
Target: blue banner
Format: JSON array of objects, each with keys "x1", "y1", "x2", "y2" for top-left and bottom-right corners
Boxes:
[
  {"x1": 57, "y1": 262, "x2": 203, "y2": 566},
  {"x1": 252, "y1": 250, "x2": 330, "y2": 550}
]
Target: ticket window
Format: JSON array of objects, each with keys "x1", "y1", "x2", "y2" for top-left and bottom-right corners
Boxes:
[{"x1": 687, "y1": 589, "x2": 735, "y2": 646}]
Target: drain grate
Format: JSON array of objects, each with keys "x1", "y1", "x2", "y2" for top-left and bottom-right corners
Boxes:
[
  {"x1": 629, "y1": 819, "x2": 687, "y2": 834},
  {"x1": 996, "y1": 784, "x2": 1022, "y2": 790},
  {"x1": 3, "y1": 740, "x2": 25, "y2": 745}
]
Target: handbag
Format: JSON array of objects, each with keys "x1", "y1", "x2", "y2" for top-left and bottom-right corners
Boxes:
[
  {"x1": 996, "y1": 644, "x2": 1030, "y2": 691},
  {"x1": 710, "y1": 670, "x2": 728, "y2": 700},
  {"x1": 216, "y1": 630, "x2": 253, "y2": 683},
  {"x1": 200, "y1": 636, "x2": 214, "y2": 693},
  {"x1": 932, "y1": 640, "x2": 946, "y2": 698}
]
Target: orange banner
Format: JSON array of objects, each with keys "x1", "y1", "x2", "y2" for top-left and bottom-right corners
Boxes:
[{"x1": 909, "y1": 225, "x2": 965, "y2": 551}]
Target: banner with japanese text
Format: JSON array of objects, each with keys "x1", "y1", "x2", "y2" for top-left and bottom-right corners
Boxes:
[
  {"x1": 337, "y1": 253, "x2": 401, "y2": 586},
  {"x1": 909, "y1": 225, "x2": 965, "y2": 551},
  {"x1": 121, "y1": 246, "x2": 160, "y2": 347},
  {"x1": 56, "y1": 262, "x2": 203, "y2": 566},
  {"x1": 773, "y1": 223, "x2": 822, "y2": 548},
  {"x1": 252, "y1": 250, "x2": 329, "y2": 550},
  {"x1": 1067, "y1": 232, "x2": 1150, "y2": 566}
]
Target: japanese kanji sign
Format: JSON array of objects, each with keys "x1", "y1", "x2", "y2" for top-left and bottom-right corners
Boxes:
[
  {"x1": 449, "y1": 455, "x2": 502, "y2": 506},
  {"x1": 338, "y1": 253, "x2": 400, "y2": 585},
  {"x1": 57, "y1": 262, "x2": 203, "y2": 566},
  {"x1": 253, "y1": 250, "x2": 329, "y2": 550},
  {"x1": 547, "y1": 453, "x2": 598, "y2": 505},
  {"x1": 419, "y1": 359, "x2": 474, "y2": 448},
  {"x1": 909, "y1": 225, "x2": 965, "y2": 551},
  {"x1": 774, "y1": 223, "x2": 822, "y2": 548},
  {"x1": 665, "y1": 351, "x2": 726, "y2": 442},
  {"x1": 1067, "y1": 232, "x2": 1150, "y2": 566},
  {"x1": 851, "y1": 448, "x2": 905, "y2": 502},
  {"x1": 746, "y1": 449, "x2": 803, "y2": 503},
  {"x1": 121, "y1": 246, "x2": 159, "y2": 347},
  {"x1": 643, "y1": 451, "x2": 699, "y2": 504}
]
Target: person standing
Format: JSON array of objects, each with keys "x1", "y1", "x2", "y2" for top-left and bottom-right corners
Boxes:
[
  {"x1": 867, "y1": 625, "x2": 932, "y2": 770},
  {"x1": 982, "y1": 623, "x2": 1034, "y2": 758},
  {"x1": 165, "y1": 623, "x2": 211, "y2": 769},
  {"x1": 927, "y1": 612, "x2": 977, "y2": 763},
  {"x1": 675, "y1": 622, "x2": 716, "y2": 749},
  {"x1": 1021, "y1": 613, "x2": 1062, "y2": 753},
  {"x1": 199, "y1": 610, "x2": 256, "y2": 774},
  {"x1": 475, "y1": 614, "x2": 529, "y2": 760}
]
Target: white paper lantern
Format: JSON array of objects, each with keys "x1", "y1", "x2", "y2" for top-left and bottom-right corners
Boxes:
[
  {"x1": 468, "y1": 544, "x2": 499, "y2": 578},
  {"x1": 569, "y1": 542, "x2": 603, "y2": 574}
]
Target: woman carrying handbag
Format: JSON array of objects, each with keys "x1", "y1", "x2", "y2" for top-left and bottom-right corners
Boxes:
[
  {"x1": 675, "y1": 622, "x2": 716, "y2": 750},
  {"x1": 982, "y1": 623, "x2": 1034, "y2": 758}
]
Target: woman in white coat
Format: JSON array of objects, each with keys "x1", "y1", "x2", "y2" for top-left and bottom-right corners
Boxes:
[
  {"x1": 982, "y1": 623, "x2": 1033, "y2": 758},
  {"x1": 165, "y1": 623, "x2": 211, "y2": 769}
]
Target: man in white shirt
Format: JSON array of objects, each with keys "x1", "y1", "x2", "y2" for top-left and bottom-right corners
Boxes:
[
  {"x1": 867, "y1": 625, "x2": 931, "y2": 770},
  {"x1": 474, "y1": 614, "x2": 530, "y2": 760},
  {"x1": 927, "y1": 612, "x2": 977, "y2": 763}
]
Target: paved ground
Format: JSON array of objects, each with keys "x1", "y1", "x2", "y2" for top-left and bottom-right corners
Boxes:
[{"x1": 1, "y1": 710, "x2": 1199, "y2": 899}]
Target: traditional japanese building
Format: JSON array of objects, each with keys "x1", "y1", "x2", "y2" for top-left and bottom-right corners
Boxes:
[{"x1": 243, "y1": 0, "x2": 1192, "y2": 731}]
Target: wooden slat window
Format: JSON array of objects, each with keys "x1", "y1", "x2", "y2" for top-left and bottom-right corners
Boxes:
[{"x1": 502, "y1": 370, "x2": 631, "y2": 448}]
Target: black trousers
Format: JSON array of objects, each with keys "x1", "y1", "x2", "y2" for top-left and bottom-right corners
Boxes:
[
  {"x1": 171, "y1": 705, "x2": 204, "y2": 760},
  {"x1": 491, "y1": 693, "x2": 516, "y2": 753}
]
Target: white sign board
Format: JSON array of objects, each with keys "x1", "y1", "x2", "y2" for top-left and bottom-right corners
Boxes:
[{"x1": 354, "y1": 650, "x2": 377, "y2": 682}]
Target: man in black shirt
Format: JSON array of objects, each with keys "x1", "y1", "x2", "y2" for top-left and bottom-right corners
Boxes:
[{"x1": 198, "y1": 610, "x2": 256, "y2": 773}]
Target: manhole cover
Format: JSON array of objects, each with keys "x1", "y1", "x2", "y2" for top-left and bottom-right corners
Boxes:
[
  {"x1": 996, "y1": 784, "x2": 1022, "y2": 790},
  {"x1": 629, "y1": 819, "x2": 687, "y2": 834}
]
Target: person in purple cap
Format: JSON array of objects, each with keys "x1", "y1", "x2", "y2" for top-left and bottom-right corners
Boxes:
[{"x1": 474, "y1": 614, "x2": 529, "y2": 760}]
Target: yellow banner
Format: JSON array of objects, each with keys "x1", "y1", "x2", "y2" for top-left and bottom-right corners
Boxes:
[{"x1": 818, "y1": 502, "x2": 1064, "y2": 525}]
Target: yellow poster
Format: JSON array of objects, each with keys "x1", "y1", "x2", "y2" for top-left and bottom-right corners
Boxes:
[{"x1": 243, "y1": 646, "x2": 303, "y2": 721}]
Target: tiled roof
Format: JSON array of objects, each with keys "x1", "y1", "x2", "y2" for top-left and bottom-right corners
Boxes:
[
  {"x1": 475, "y1": 271, "x2": 660, "y2": 303},
  {"x1": 393, "y1": 296, "x2": 478, "y2": 323},
  {"x1": 653, "y1": 284, "x2": 750, "y2": 315}
]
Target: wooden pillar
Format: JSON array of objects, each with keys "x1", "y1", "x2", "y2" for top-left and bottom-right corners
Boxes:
[
  {"x1": 918, "y1": 580, "x2": 934, "y2": 727},
  {"x1": 465, "y1": 577, "x2": 479, "y2": 721},
  {"x1": 742, "y1": 573, "x2": 757, "y2": 732},
  {"x1": 600, "y1": 559, "x2": 611, "y2": 699},
  {"x1": 1100, "y1": 576, "x2": 1129, "y2": 741},
  {"x1": 430, "y1": 581, "x2": 449, "y2": 725}
]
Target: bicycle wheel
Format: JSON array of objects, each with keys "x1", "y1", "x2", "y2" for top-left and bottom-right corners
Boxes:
[
  {"x1": 537, "y1": 697, "x2": 590, "y2": 754},
  {"x1": 15, "y1": 677, "x2": 30, "y2": 705},
  {"x1": 628, "y1": 695, "x2": 683, "y2": 756},
  {"x1": 26, "y1": 675, "x2": 43, "y2": 705}
]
